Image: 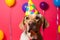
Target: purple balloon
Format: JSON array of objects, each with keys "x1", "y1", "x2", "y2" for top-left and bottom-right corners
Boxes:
[
  {"x1": 22, "y1": 3, "x2": 28, "y2": 12},
  {"x1": 40, "y1": 2, "x2": 49, "y2": 10}
]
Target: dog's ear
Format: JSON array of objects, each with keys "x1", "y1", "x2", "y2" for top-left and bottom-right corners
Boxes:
[
  {"x1": 41, "y1": 17, "x2": 49, "y2": 30},
  {"x1": 38, "y1": 14, "x2": 49, "y2": 30},
  {"x1": 19, "y1": 20, "x2": 25, "y2": 30}
]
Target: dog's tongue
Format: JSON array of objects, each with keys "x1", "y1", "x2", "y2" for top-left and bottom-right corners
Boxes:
[{"x1": 30, "y1": 30, "x2": 37, "y2": 39}]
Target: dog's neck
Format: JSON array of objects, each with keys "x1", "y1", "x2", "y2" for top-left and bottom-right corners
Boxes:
[{"x1": 24, "y1": 29, "x2": 43, "y2": 40}]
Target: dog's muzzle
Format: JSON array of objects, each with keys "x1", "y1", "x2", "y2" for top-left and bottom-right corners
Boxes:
[{"x1": 28, "y1": 22, "x2": 38, "y2": 33}]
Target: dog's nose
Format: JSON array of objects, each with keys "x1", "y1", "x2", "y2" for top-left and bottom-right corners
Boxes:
[
  {"x1": 29, "y1": 22, "x2": 36, "y2": 26},
  {"x1": 32, "y1": 22, "x2": 36, "y2": 25}
]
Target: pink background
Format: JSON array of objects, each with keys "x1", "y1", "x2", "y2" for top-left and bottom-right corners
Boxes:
[{"x1": 0, "y1": 0, "x2": 60, "y2": 40}]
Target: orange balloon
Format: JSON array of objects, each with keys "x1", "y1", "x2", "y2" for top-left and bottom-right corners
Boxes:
[
  {"x1": 0, "y1": 30, "x2": 4, "y2": 40},
  {"x1": 58, "y1": 25, "x2": 60, "y2": 33},
  {"x1": 5, "y1": 0, "x2": 15, "y2": 7}
]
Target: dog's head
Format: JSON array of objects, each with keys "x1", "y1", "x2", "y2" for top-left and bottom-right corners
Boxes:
[{"x1": 19, "y1": 13, "x2": 49, "y2": 39}]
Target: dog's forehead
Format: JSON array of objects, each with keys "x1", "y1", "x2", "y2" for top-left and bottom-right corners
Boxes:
[
  {"x1": 28, "y1": 14, "x2": 42, "y2": 18},
  {"x1": 29, "y1": 14, "x2": 37, "y2": 18}
]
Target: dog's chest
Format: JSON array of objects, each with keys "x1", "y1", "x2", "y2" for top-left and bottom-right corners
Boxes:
[{"x1": 20, "y1": 31, "x2": 30, "y2": 40}]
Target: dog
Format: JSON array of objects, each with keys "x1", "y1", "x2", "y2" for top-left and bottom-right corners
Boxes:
[{"x1": 19, "y1": 13, "x2": 49, "y2": 40}]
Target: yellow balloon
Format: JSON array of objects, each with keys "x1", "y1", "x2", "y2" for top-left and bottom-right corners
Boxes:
[
  {"x1": 5, "y1": 0, "x2": 15, "y2": 7},
  {"x1": 58, "y1": 25, "x2": 60, "y2": 33},
  {"x1": 0, "y1": 30, "x2": 4, "y2": 40}
]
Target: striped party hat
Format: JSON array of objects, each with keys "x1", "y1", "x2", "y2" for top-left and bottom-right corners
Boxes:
[{"x1": 25, "y1": 0, "x2": 39, "y2": 16}]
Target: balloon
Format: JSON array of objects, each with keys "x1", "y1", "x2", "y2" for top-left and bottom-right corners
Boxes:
[
  {"x1": 0, "y1": 30, "x2": 4, "y2": 40},
  {"x1": 22, "y1": 3, "x2": 28, "y2": 12},
  {"x1": 54, "y1": 0, "x2": 60, "y2": 7},
  {"x1": 5, "y1": 0, "x2": 15, "y2": 7},
  {"x1": 58, "y1": 25, "x2": 60, "y2": 33},
  {"x1": 40, "y1": 2, "x2": 49, "y2": 10}
]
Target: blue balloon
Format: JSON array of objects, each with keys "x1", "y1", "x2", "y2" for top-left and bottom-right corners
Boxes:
[
  {"x1": 22, "y1": 3, "x2": 28, "y2": 12},
  {"x1": 54, "y1": 0, "x2": 60, "y2": 7}
]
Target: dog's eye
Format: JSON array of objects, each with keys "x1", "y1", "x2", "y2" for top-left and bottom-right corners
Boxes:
[
  {"x1": 26, "y1": 16, "x2": 29, "y2": 20},
  {"x1": 36, "y1": 16, "x2": 40, "y2": 19}
]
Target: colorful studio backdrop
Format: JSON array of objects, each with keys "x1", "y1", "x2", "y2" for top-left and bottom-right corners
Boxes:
[{"x1": 0, "y1": 0, "x2": 60, "y2": 40}]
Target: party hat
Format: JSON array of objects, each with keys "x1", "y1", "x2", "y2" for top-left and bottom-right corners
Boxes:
[{"x1": 25, "y1": 0, "x2": 39, "y2": 16}]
